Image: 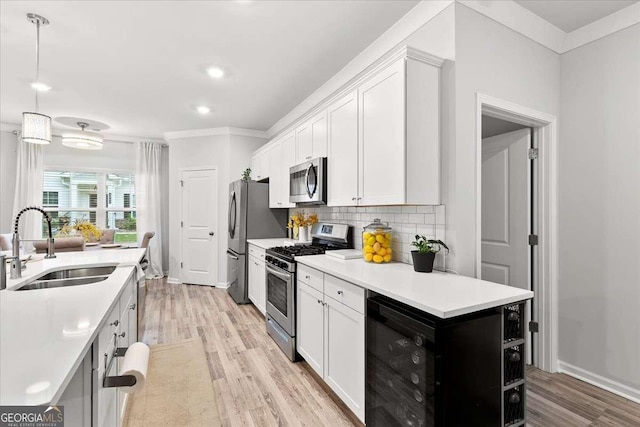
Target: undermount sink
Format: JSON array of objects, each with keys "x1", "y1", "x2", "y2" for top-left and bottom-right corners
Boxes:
[{"x1": 16, "y1": 266, "x2": 117, "y2": 291}]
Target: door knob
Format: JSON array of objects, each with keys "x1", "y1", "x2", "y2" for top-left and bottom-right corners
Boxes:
[{"x1": 209, "y1": 232, "x2": 215, "y2": 236}]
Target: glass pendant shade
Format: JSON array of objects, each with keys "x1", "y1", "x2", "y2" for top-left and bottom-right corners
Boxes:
[
  {"x1": 22, "y1": 112, "x2": 52, "y2": 144},
  {"x1": 61, "y1": 128, "x2": 104, "y2": 150}
]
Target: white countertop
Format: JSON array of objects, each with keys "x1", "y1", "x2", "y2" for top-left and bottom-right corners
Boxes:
[
  {"x1": 0, "y1": 249, "x2": 146, "y2": 406},
  {"x1": 246, "y1": 238, "x2": 311, "y2": 250},
  {"x1": 296, "y1": 255, "x2": 533, "y2": 319}
]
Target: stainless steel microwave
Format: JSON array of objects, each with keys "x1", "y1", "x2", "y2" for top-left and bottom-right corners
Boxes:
[{"x1": 289, "y1": 157, "x2": 327, "y2": 205}]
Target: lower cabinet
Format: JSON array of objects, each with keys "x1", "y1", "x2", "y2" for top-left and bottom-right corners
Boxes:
[
  {"x1": 57, "y1": 269, "x2": 138, "y2": 427},
  {"x1": 248, "y1": 254, "x2": 266, "y2": 316},
  {"x1": 297, "y1": 270, "x2": 365, "y2": 422}
]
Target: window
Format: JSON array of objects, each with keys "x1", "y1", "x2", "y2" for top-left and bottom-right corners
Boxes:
[
  {"x1": 42, "y1": 191, "x2": 59, "y2": 207},
  {"x1": 42, "y1": 171, "x2": 136, "y2": 243}
]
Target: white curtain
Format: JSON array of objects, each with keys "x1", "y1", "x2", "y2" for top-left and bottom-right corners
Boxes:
[
  {"x1": 12, "y1": 136, "x2": 44, "y2": 248},
  {"x1": 135, "y1": 142, "x2": 164, "y2": 277}
]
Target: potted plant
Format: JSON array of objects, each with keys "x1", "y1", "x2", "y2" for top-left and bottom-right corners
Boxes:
[{"x1": 410, "y1": 235, "x2": 449, "y2": 273}]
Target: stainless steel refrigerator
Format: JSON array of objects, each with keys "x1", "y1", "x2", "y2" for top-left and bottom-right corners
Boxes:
[{"x1": 227, "y1": 180, "x2": 288, "y2": 304}]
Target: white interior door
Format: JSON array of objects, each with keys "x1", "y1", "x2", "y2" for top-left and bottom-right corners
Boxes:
[
  {"x1": 181, "y1": 169, "x2": 217, "y2": 285},
  {"x1": 481, "y1": 128, "x2": 532, "y2": 362}
]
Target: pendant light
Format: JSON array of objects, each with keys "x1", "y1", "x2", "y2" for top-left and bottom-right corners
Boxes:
[
  {"x1": 61, "y1": 122, "x2": 104, "y2": 150},
  {"x1": 22, "y1": 13, "x2": 52, "y2": 145}
]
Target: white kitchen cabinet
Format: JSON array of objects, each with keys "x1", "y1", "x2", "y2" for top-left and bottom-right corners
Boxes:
[
  {"x1": 297, "y1": 281, "x2": 325, "y2": 377},
  {"x1": 295, "y1": 269, "x2": 365, "y2": 422},
  {"x1": 358, "y1": 55, "x2": 441, "y2": 205},
  {"x1": 251, "y1": 148, "x2": 270, "y2": 182},
  {"x1": 248, "y1": 249, "x2": 266, "y2": 316},
  {"x1": 324, "y1": 293, "x2": 365, "y2": 422},
  {"x1": 327, "y1": 90, "x2": 359, "y2": 207},
  {"x1": 296, "y1": 110, "x2": 327, "y2": 164},
  {"x1": 269, "y1": 134, "x2": 295, "y2": 208}
]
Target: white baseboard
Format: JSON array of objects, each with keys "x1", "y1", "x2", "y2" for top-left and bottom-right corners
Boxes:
[
  {"x1": 167, "y1": 277, "x2": 181, "y2": 284},
  {"x1": 216, "y1": 281, "x2": 230, "y2": 289},
  {"x1": 558, "y1": 360, "x2": 640, "y2": 404}
]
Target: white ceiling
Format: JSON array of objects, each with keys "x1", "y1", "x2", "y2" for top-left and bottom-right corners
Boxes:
[
  {"x1": 514, "y1": 0, "x2": 638, "y2": 32},
  {"x1": 0, "y1": 0, "x2": 419, "y2": 138}
]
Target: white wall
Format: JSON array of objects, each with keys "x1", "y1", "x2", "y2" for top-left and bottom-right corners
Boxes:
[
  {"x1": 558, "y1": 24, "x2": 640, "y2": 394},
  {"x1": 452, "y1": 3, "x2": 561, "y2": 275},
  {"x1": 167, "y1": 133, "x2": 267, "y2": 285},
  {"x1": 0, "y1": 130, "x2": 18, "y2": 232}
]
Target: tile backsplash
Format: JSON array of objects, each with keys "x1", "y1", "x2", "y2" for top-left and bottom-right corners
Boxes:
[{"x1": 289, "y1": 205, "x2": 446, "y2": 268}]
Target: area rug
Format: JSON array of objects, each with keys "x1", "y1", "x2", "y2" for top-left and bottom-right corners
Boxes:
[{"x1": 123, "y1": 338, "x2": 221, "y2": 426}]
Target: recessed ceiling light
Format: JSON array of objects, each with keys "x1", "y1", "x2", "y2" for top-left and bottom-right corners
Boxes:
[
  {"x1": 196, "y1": 106, "x2": 211, "y2": 114},
  {"x1": 31, "y1": 82, "x2": 52, "y2": 92},
  {"x1": 207, "y1": 67, "x2": 225, "y2": 79}
]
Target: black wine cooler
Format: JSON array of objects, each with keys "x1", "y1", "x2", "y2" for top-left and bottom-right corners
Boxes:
[{"x1": 366, "y1": 294, "x2": 527, "y2": 426}]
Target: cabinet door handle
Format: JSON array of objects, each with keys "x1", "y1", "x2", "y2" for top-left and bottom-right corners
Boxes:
[
  {"x1": 110, "y1": 320, "x2": 119, "y2": 327},
  {"x1": 119, "y1": 332, "x2": 126, "y2": 338},
  {"x1": 352, "y1": 197, "x2": 356, "y2": 201},
  {"x1": 305, "y1": 275, "x2": 310, "y2": 279},
  {"x1": 129, "y1": 303, "x2": 136, "y2": 310},
  {"x1": 337, "y1": 290, "x2": 343, "y2": 295},
  {"x1": 317, "y1": 299, "x2": 323, "y2": 304}
]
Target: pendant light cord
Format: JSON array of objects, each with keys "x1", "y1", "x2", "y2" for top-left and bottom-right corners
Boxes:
[{"x1": 35, "y1": 18, "x2": 40, "y2": 112}]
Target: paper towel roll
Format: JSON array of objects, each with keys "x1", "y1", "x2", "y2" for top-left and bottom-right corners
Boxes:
[{"x1": 119, "y1": 342, "x2": 150, "y2": 393}]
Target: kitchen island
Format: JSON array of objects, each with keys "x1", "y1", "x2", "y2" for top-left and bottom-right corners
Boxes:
[{"x1": 0, "y1": 248, "x2": 146, "y2": 422}]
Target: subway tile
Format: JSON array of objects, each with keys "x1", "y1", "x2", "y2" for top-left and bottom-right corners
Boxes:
[
  {"x1": 407, "y1": 213, "x2": 425, "y2": 224},
  {"x1": 401, "y1": 205, "x2": 417, "y2": 214},
  {"x1": 394, "y1": 213, "x2": 409, "y2": 223},
  {"x1": 423, "y1": 214, "x2": 436, "y2": 225},
  {"x1": 436, "y1": 205, "x2": 446, "y2": 224},
  {"x1": 416, "y1": 206, "x2": 435, "y2": 214}
]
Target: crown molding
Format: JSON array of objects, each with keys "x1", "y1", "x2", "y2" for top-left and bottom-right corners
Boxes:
[
  {"x1": 458, "y1": 0, "x2": 565, "y2": 53},
  {"x1": 163, "y1": 126, "x2": 268, "y2": 141},
  {"x1": 267, "y1": 0, "x2": 454, "y2": 138},
  {"x1": 458, "y1": 0, "x2": 640, "y2": 54},
  {"x1": 562, "y1": 2, "x2": 640, "y2": 53}
]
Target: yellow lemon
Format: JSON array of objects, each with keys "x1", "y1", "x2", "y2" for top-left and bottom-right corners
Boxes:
[
  {"x1": 383, "y1": 254, "x2": 392, "y2": 262},
  {"x1": 364, "y1": 245, "x2": 375, "y2": 253},
  {"x1": 373, "y1": 242, "x2": 381, "y2": 252},
  {"x1": 364, "y1": 253, "x2": 374, "y2": 262},
  {"x1": 376, "y1": 234, "x2": 386, "y2": 244},
  {"x1": 373, "y1": 254, "x2": 383, "y2": 263},
  {"x1": 386, "y1": 248, "x2": 392, "y2": 254},
  {"x1": 385, "y1": 233, "x2": 392, "y2": 241},
  {"x1": 382, "y1": 239, "x2": 390, "y2": 249},
  {"x1": 367, "y1": 237, "x2": 376, "y2": 246},
  {"x1": 363, "y1": 232, "x2": 372, "y2": 241},
  {"x1": 377, "y1": 248, "x2": 387, "y2": 256}
]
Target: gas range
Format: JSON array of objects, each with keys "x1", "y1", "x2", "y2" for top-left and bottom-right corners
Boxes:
[
  {"x1": 265, "y1": 222, "x2": 352, "y2": 361},
  {"x1": 266, "y1": 245, "x2": 327, "y2": 272}
]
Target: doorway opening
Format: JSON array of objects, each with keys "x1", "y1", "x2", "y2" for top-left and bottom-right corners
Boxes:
[{"x1": 476, "y1": 94, "x2": 559, "y2": 373}]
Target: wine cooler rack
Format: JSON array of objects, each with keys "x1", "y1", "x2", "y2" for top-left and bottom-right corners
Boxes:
[{"x1": 502, "y1": 303, "x2": 526, "y2": 426}]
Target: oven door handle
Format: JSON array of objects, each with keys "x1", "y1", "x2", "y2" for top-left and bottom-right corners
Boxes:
[{"x1": 266, "y1": 264, "x2": 291, "y2": 280}]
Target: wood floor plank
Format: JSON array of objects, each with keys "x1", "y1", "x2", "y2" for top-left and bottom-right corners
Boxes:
[{"x1": 141, "y1": 279, "x2": 640, "y2": 427}]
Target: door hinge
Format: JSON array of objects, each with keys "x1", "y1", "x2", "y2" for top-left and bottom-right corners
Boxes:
[
  {"x1": 180, "y1": 180, "x2": 184, "y2": 187},
  {"x1": 180, "y1": 262, "x2": 183, "y2": 269},
  {"x1": 529, "y1": 321, "x2": 539, "y2": 333},
  {"x1": 528, "y1": 148, "x2": 539, "y2": 160},
  {"x1": 528, "y1": 234, "x2": 538, "y2": 246},
  {"x1": 180, "y1": 221, "x2": 183, "y2": 228}
]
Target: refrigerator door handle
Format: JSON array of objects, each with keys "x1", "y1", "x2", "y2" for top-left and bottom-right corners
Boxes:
[{"x1": 227, "y1": 250, "x2": 239, "y2": 260}]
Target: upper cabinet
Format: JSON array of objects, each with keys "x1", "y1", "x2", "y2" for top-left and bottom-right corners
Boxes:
[
  {"x1": 296, "y1": 110, "x2": 328, "y2": 164},
  {"x1": 328, "y1": 50, "x2": 442, "y2": 206},
  {"x1": 253, "y1": 45, "x2": 443, "y2": 207},
  {"x1": 269, "y1": 132, "x2": 296, "y2": 208},
  {"x1": 327, "y1": 91, "x2": 359, "y2": 207},
  {"x1": 251, "y1": 147, "x2": 270, "y2": 182}
]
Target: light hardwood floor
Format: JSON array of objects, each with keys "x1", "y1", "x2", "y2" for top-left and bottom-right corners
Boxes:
[{"x1": 141, "y1": 279, "x2": 640, "y2": 426}]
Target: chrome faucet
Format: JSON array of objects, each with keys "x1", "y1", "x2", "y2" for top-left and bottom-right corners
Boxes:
[{"x1": 11, "y1": 206, "x2": 56, "y2": 279}]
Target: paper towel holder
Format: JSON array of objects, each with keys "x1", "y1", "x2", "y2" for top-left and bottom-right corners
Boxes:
[{"x1": 103, "y1": 347, "x2": 137, "y2": 388}]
